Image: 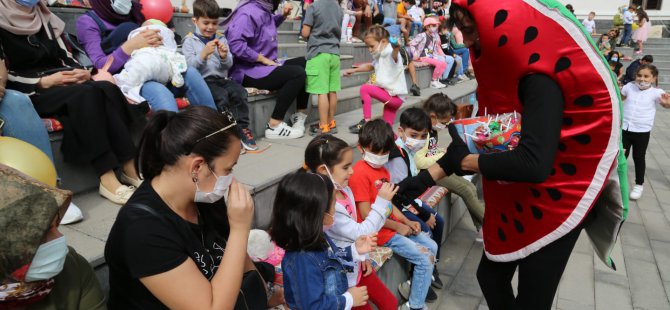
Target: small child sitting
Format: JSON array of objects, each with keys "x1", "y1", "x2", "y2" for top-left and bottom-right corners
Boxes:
[
  {"x1": 113, "y1": 19, "x2": 187, "y2": 103},
  {"x1": 182, "y1": 0, "x2": 257, "y2": 150},
  {"x1": 406, "y1": 1, "x2": 424, "y2": 37}
]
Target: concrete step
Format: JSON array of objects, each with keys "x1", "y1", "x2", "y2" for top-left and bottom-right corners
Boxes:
[
  {"x1": 278, "y1": 30, "x2": 300, "y2": 44},
  {"x1": 278, "y1": 43, "x2": 372, "y2": 64},
  {"x1": 278, "y1": 19, "x2": 302, "y2": 31}
]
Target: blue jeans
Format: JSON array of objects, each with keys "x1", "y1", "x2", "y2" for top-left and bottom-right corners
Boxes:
[
  {"x1": 453, "y1": 47, "x2": 470, "y2": 71},
  {"x1": 622, "y1": 24, "x2": 633, "y2": 46},
  {"x1": 382, "y1": 17, "x2": 396, "y2": 27},
  {"x1": 402, "y1": 204, "x2": 445, "y2": 260},
  {"x1": 140, "y1": 67, "x2": 216, "y2": 112},
  {"x1": 385, "y1": 232, "x2": 436, "y2": 308},
  {"x1": 0, "y1": 90, "x2": 54, "y2": 163},
  {"x1": 410, "y1": 21, "x2": 422, "y2": 37},
  {"x1": 435, "y1": 55, "x2": 455, "y2": 80}
]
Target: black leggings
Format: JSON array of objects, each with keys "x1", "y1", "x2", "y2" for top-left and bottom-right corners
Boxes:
[
  {"x1": 32, "y1": 81, "x2": 136, "y2": 176},
  {"x1": 477, "y1": 224, "x2": 583, "y2": 310},
  {"x1": 622, "y1": 130, "x2": 650, "y2": 185},
  {"x1": 243, "y1": 57, "x2": 309, "y2": 121}
]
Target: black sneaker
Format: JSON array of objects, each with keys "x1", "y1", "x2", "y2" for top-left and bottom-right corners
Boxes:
[
  {"x1": 348, "y1": 119, "x2": 366, "y2": 134},
  {"x1": 410, "y1": 84, "x2": 421, "y2": 96},
  {"x1": 240, "y1": 128, "x2": 258, "y2": 151},
  {"x1": 431, "y1": 269, "x2": 444, "y2": 289},
  {"x1": 309, "y1": 123, "x2": 331, "y2": 136},
  {"x1": 426, "y1": 287, "x2": 438, "y2": 303}
]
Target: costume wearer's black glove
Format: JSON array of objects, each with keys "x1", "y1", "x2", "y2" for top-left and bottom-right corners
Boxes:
[
  {"x1": 396, "y1": 169, "x2": 436, "y2": 199},
  {"x1": 437, "y1": 124, "x2": 472, "y2": 176},
  {"x1": 392, "y1": 191, "x2": 432, "y2": 222}
]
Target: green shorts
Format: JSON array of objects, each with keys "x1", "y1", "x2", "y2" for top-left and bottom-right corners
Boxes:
[{"x1": 305, "y1": 53, "x2": 341, "y2": 94}]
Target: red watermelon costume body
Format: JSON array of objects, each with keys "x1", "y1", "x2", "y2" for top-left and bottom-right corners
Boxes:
[{"x1": 451, "y1": 0, "x2": 628, "y2": 267}]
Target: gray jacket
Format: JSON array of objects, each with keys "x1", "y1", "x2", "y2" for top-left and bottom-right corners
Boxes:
[{"x1": 182, "y1": 31, "x2": 234, "y2": 79}]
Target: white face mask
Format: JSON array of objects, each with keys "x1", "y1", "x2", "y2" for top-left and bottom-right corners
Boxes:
[
  {"x1": 404, "y1": 136, "x2": 427, "y2": 153},
  {"x1": 194, "y1": 168, "x2": 234, "y2": 204},
  {"x1": 25, "y1": 236, "x2": 68, "y2": 282},
  {"x1": 371, "y1": 43, "x2": 383, "y2": 59},
  {"x1": 363, "y1": 151, "x2": 389, "y2": 169},
  {"x1": 433, "y1": 123, "x2": 447, "y2": 131},
  {"x1": 111, "y1": 0, "x2": 132, "y2": 15},
  {"x1": 636, "y1": 81, "x2": 653, "y2": 90},
  {"x1": 323, "y1": 165, "x2": 344, "y2": 191}
]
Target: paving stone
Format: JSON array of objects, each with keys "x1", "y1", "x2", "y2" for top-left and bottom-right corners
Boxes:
[
  {"x1": 634, "y1": 189, "x2": 663, "y2": 212},
  {"x1": 449, "y1": 241, "x2": 484, "y2": 298},
  {"x1": 60, "y1": 226, "x2": 107, "y2": 267},
  {"x1": 441, "y1": 228, "x2": 476, "y2": 277},
  {"x1": 436, "y1": 290, "x2": 482, "y2": 310},
  {"x1": 620, "y1": 223, "x2": 652, "y2": 251},
  {"x1": 573, "y1": 231, "x2": 594, "y2": 254},
  {"x1": 625, "y1": 258, "x2": 670, "y2": 309},
  {"x1": 641, "y1": 210, "x2": 670, "y2": 242},
  {"x1": 557, "y1": 298, "x2": 596, "y2": 310},
  {"x1": 557, "y1": 252, "x2": 595, "y2": 308},
  {"x1": 594, "y1": 273, "x2": 633, "y2": 310},
  {"x1": 625, "y1": 203, "x2": 644, "y2": 225},
  {"x1": 594, "y1": 238, "x2": 627, "y2": 277},
  {"x1": 651, "y1": 240, "x2": 670, "y2": 283},
  {"x1": 65, "y1": 191, "x2": 121, "y2": 242}
]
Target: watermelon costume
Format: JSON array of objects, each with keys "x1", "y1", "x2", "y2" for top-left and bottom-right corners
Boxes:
[{"x1": 451, "y1": 0, "x2": 629, "y2": 268}]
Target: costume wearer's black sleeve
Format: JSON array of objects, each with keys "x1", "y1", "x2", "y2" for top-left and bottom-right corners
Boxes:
[{"x1": 478, "y1": 74, "x2": 565, "y2": 183}]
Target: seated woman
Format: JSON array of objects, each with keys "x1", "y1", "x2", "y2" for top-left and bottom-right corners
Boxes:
[
  {"x1": 105, "y1": 107, "x2": 276, "y2": 309},
  {"x1": 222, "y1": 0, "x2": 310, "y2": 140},
  {"x1": 607, "y1": 50, "x2": 625, "y2": 83},
  {"x1": 0, "y1": 165, "x2": 105, "y2": 309},
  {"x1": 0, "y1": 0, "x2": 140, "y2": 205},
  {"x1": 76, "y1": 0, "x2": 216, "y2": 112}
]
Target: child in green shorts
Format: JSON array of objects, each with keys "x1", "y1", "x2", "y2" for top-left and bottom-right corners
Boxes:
[{"x1": 301, "y1": 0, "x2": 344, "y2": 135}]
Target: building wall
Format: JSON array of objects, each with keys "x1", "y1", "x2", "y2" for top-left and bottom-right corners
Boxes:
[{"x1": 556, "y1": 0, "x2": 669, "y2": 19}]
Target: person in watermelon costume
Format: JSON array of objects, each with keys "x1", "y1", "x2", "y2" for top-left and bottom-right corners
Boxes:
[{"x1": 421, "y1": 0, "x2": 630, "y2": 308}]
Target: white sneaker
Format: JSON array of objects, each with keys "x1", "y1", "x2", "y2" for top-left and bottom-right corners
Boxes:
[
  {"x1": 630, "y1": 185, "x2": 644, "y2": 200},
  {"x1": 398, "y1": 302, "x2": 428, "y2": 310},
  {"x1": 265, "y1": 122, "x2": 304, "y2": 139},
  {"x1": 475, "y1": 229, "x2": 484, "y2": 242},
  {"x1": 290, "y1": 112, "x2": 308, "y2": 132},
  {"x1": 60, "y1": 202, "x2": 83, "y2": 225},
  {"x1": 430, "y1": 80, "x2": 446, "y2": 89}
]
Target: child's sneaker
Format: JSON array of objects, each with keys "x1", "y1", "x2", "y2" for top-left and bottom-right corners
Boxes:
[
  {"x1": 290, "y1": 112, "x2": 308, "y2": 132},
  {"x1": 410, "y1": 84, "x2": 421, "y2": 96},
  {"x1": 430, "y1": 80, "x2": 446, "y2": 89},
  {"x1": 398, "y1": 280, "x2": 437, "y2": 302},
  {"x1": 457, "y1": 74, "x2": 469, "y2": 82},
  {"x1": 630, "y1": 185, "x2": 644, "y2": 200},
  {"x1": 240, "y1": 128, "x2": 258, "y2": 151},
  {"x1": 309, "y1": 123, "x2": 330, "y2": 136},
  {"x1": 398, "y1": 302, "x2": 428, "y2": 310},
  {"x1": 265, "y1": 122, "x2": 304, "y2": 139},
  {"x1": 328, "y1": 119, "x2": 338, "y2": 134},
  {"x1": 349, "y1": 119, "x2": 366, "y2": 134},
  {"x1": 431, "y1": 269, "x2": 444, "y2": 289}
]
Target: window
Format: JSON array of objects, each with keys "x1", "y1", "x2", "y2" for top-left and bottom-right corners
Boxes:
[{"x1": 631, "y1": 0, "x2": 663, "y2": 10}]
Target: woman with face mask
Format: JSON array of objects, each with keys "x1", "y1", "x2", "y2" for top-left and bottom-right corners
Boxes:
[
  {"x1": 105, "y1": 106, "x2": 281, "y2": 309},
  {"x1": 607, "y1": 50, "x2": 624, "y2": 82},
  {"x1": 0, "y1": 0, "x2": 141, "y2": 205},
  {"x1": 76, "y1": 0, "x2": 217, "y2": 113},
  {"x1": 407, "y1": 17, "x2": 455, "y2": 89},
  {"x1": 0, "y1": 165, "x2": 105, "y2": 309}
]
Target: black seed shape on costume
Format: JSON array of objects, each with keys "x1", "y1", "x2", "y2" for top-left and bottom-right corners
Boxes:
[
  {"x1": 498, "y1": 228, "x2": 507, "y2": 241},
  {"x1": 530, "y1": 188, "x2": 541, "y2": 198},
  {"x1": 574, "y1": 95, "x2": 594, "y2": 107},
  {"x1": 531, "y1": 206, "x2": 543, "y2": 219},
  {"x1": 514, "y1": 220, "x2": 524, "y2": 233},
  {"x1": 547, "y1": 188, "x2": 562, "y2": 201},
  {"x1": 560, "y1": 163, "x2": 577, "y2": 176},
  {"x1": 498, "y1": 35, "x2": 508, "y2": 47},
  {"x1": 551, "y1": 168, "x2": 556, "y2": 176},
  {"x1": 529, "y1": 53, "x2": 540, "y2": 64},
  {"x1": 573, "y1": 134, "x2": 591, "y2": 145},
  {"x1": 494, "y1": 10, "x2": 508, "y2": 28},
  {"x1": 501, "y1": 213, "x2": 508, "y2": 223},
  {"x1": 563, "y1": 117, "x2": 573, "y2": 125},
  {"x1": 468, "y1": 0, "x2": 475, "y2": 5},
  {"x1": 515, "y1": 202, "x2": 523, "y2": 213},
  {"x1": 554, "y1": 57, "x2": 571, "y2": 73},
  {"x1": 558, "y1": 143, "x2": 567, "y2": 152},
  {"x1": 524, "y1": 26, "x2": 538, "y2": 44}
]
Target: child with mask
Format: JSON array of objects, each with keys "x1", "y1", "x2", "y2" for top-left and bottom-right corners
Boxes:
[
  {"x1": 182, "y1": 0, "x2": 258, "y2": 151},
  {"x1": 386, "y1": 108, "x2": 446, "y2": 292},
  {"x1": 408, "y1": 17, "x2": 454, "y2": 89},
  {"x1": 348, "y1": 120, "x2": 438, "y2": 310}
]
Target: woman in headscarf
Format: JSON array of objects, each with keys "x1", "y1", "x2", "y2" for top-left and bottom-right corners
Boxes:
[
  {"x1": 222, "y1": 0, "x2": 311, "y2": 140},
  {"x1": 76, "y1": 0, "x2": 217, "y2": 112},
  {"x1": 0, "y1": 164, "x2": 105, "y2": 309},
  {"x1": 0, "y1": 0, "x2": 140, "y2": 205}
]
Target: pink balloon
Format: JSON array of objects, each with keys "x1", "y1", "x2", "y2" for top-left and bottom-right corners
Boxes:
[{"x1": 140, "y1": 0, "x2": 174, "y2": 23}]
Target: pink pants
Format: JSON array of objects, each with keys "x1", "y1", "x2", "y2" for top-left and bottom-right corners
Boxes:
[
  {"x1": 360, "y1": 83, "x2": 404, "y2": 126},
  {"x1": 419, "y1": 57, "x2": 447, "y2": 80}
]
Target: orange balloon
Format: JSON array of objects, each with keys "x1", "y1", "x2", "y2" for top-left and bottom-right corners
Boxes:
[{"x1": 0, "y1": 137, "x2": 57, "y2": 187}]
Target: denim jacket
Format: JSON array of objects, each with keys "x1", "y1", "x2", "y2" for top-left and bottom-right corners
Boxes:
[{"x1": 282, "y1": 236, "x2": 357, "y2": 310}]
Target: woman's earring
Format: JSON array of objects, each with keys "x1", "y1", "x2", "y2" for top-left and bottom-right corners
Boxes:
[{"x1": 192, "y1": 172, "x2": 198, "y2": 183}]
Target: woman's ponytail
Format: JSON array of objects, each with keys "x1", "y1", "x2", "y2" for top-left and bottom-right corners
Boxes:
[{"x1": 136, "y1": 111, "x2": 174, "y2": 181}]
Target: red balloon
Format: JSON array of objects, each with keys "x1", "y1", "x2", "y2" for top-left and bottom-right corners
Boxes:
[{"x1": 139, "y1": 0, "x2": 174, "y2": 23}]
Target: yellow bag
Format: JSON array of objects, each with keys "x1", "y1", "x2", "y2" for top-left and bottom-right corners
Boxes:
[{"x1": 632, "y1": 22, "x2": 639, "y2": 31}]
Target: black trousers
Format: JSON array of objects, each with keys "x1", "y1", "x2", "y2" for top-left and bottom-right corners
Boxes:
[
  {"x1": 205, "y1": 77, "x2": 250, "y2": 129},
  {"x1": 477, "y1": 224, "x2": 583, "y2": 310},
  {"x1": 32, "y1": 81, "x2": 136, "y2": 176},
  {"x1": 242, "y1": 57, "x2": 309, "y2": 121},
  {"x1": 622, "y1": 130, "x2": 650, "y2": 185}
]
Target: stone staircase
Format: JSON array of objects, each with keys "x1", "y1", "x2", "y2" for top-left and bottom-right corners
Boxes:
[{"x1": 615, "y1": 38, "x2": 670, "y2": 91}]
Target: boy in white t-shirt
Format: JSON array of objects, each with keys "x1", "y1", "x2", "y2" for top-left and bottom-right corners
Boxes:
[
  {"x1": 407, "y1": 2, "x2": 424, "y2": 37},
  {"x1": 582, "y1": 12, "x2": 596, "y2": 35}
]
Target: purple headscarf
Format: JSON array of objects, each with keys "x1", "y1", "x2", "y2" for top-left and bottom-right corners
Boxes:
[
  {"x1": 219, "y1": 0, "x2": 274, "y2": 32},
  {"x1": 89, "y1": 0, "x2": 145, "y2": 25}
]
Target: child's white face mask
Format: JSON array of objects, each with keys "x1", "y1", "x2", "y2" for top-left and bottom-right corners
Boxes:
[
  {"x1": 363, "y1": 151, "x2": 389, "y2": 168},
  {"x1": 371, "y1": 43, "x2": 383, "y2": 59}
]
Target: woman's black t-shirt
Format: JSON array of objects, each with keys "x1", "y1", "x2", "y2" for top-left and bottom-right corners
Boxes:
[{"x1": 105, "y1": 181, "x2": 228, "y2": 309}]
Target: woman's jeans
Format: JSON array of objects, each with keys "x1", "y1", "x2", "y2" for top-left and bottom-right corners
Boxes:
[
  {"x1": 140, "y1": 67, "x2": 217, "y2": 112},
  {"x1": 453, "y1": 47, "x2": 470, "y2": 72},
  {"x1": 0, "y1": 90, "x2": 54, "y2": 162}
]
